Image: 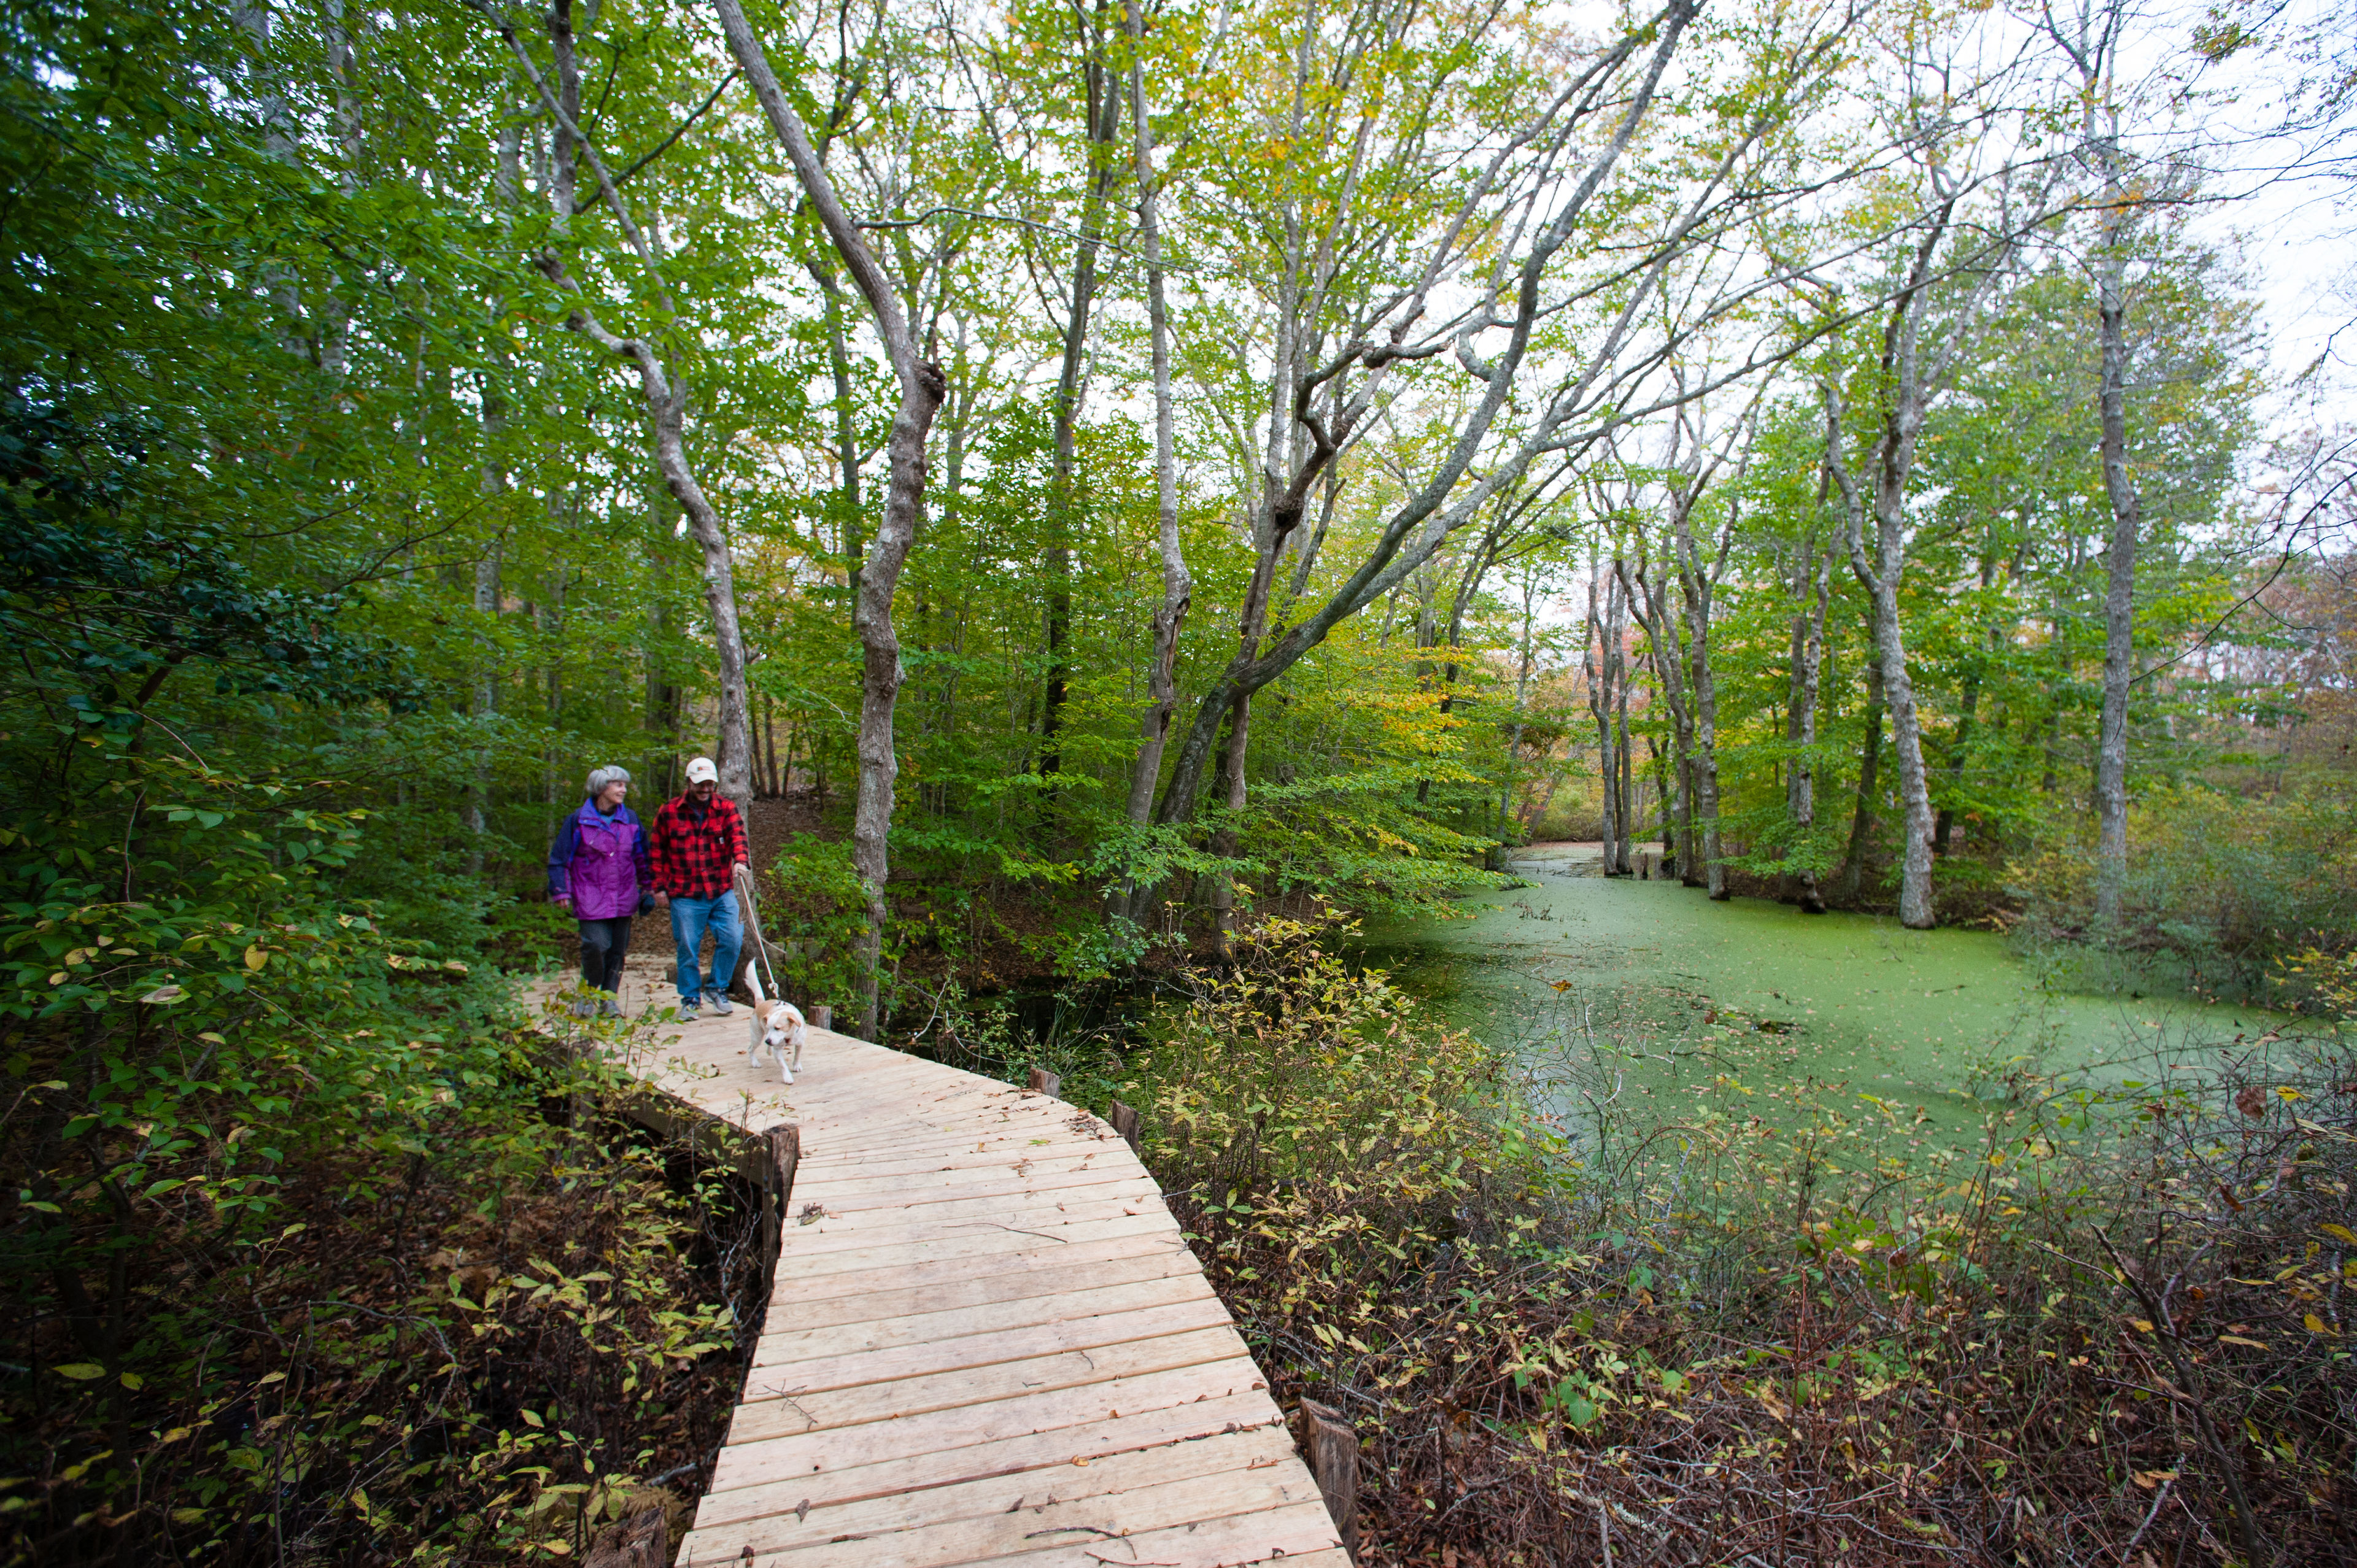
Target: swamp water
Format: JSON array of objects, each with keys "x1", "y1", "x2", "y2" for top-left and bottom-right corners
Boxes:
[{"x1": 1357, "y1": 841, "x2": 2288, "y2": 1170}]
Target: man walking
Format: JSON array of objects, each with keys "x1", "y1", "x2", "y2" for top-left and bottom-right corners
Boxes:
[{"x1": 650, "y1": 756, "x2": 750, "y2": 1016}]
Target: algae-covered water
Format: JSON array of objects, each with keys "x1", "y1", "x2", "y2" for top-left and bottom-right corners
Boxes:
[{"x1": 1357, "y1": 842, "x2": 2283, "y2": 1150}]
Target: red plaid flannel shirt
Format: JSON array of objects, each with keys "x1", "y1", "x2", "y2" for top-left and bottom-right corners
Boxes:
[{"x1": 650, "y1": 794, "x2": 748, "y2": 898}]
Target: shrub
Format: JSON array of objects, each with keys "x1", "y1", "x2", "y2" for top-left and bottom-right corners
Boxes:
[
  {"x1": 2010, "y1": 776, "x2": 2357, "y2": 1003},
  {"x1": 0, "y1": 754, "x2": 754, "y2": 1564},
  {"x1": 760, "y1": 835, "x2": 873, "y2": 1013}
]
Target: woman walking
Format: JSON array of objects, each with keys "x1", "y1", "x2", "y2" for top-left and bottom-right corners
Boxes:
[{"x1": 548, "y1": 765, "x2": 652, "y2": 1015}]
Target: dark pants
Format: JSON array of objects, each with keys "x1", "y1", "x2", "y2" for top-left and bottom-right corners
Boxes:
[{"x1": 578, "y1": 917, "x2": 632, "y2": 994}]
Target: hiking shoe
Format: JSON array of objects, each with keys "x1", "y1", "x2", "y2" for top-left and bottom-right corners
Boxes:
[
  {"x1": 703, "y1": 994, "x2": 735, "y2": 1018},
  {"x1": 598, "y1": 998, "x2": 623, "y2": 1019}
]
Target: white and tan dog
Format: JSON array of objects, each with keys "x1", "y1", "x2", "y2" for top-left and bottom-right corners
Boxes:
[{"x1": 751, "y1": 999, "x2": 806, "y2": 1084}]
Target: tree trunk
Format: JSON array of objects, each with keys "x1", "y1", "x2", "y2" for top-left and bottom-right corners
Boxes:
[
  {"x1": 1821, "y1": 201, "x2": 1957, "y2": 932},
  {"x1": 1866, "y1": 582, "x2": 1937, "y2": 927},
  {"x1": 1838, "y1": 655, "x2": 1884, "y2": 905},
  {"x1": 470, "y1": 546, "x2": 499, "y2": 875},
  {"x1": 1041, "y1": 0, "x2": 1123, "y2": 777},
  {"x1": 2093, "y1": 245, "x2": 2139, "y2": 925},
  {"x1": 720, "y1": 0, "x2": 948, "y2": 1038},
  {"x1": 1113, "y1": 0, "x2": 1190, "y2": 924},
  {"x1": 814, "y1": 269, "x2": 867, "y2": 597},
  {"x1": 1671, "y1": 500, "x2": 1730, "y2": 901},
  {"x1": 1584, "y1": 572, "x2": 1620, "y2": 872},
  {"x1": 1498, "y1": 573, "x2": 1540, "y2": 854},
  {"x1": 1785, "y1": 531, "x2": 1830, "y2": 911},
  {"x1": 1612, "y1": 587, "x2": 1635, "y2": 877},
  {"x1": 1935, "y1": 664, "x2": 1981, "y2": 855},
  {"x1": 665, "y1": 415, "x2": 756, "y2": 808},
  {"x1": 1622, "y1": 558, "x2": 1697, "y2": 885}
]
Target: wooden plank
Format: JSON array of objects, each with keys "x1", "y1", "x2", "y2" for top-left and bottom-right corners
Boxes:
[
  {"x1": 759, "y1": 1245, "x2": 1201, "y2": 1331},
  {"x1": 724, "y1": 1326, "x2": 1253, "y2": 1445},
  {"x1": 785, "y1": 1171, "x2": 1159, "y2": 1221},
  {"x1": 768, "y1": 1197, "x2": 1164, "y2": 1264},
  {"x1": 807, "y1": 1116, "x2": 1113, "y2": 1148},
  {"x1": 740, "y1": 1296, "x2": 1235, "y2": 1400},
  {"x1": 807, "y1": 1115, "x2": 1105, "y2": 1148},
  {"x1": 790, "y1": 1156, "x2": 1144, "y2": 1202},
  {"x1": 768, "y1": 1210, "x2": 1176, "y2": 1281},
  {"x1": 700, "y1": 1383, "x2": 1284, "y2": 1516},
  {"x1": 773, "y1": 1197, "x2": 1171, "y2": 1260},
  {"x1": 806, "y1": 1130, "x2": 1114, "y2": 1161},
  {"x1": 763, "y1": 1230, "x2": 1189, "y2": 1307},
  {"x1": 970, "y1": 1501, "x2": 1344, "y2": 1568},
  {"x1": 681, "y1": 1425, "x2": 1304, "y2": 1562},
  {"x1": 788, "y1": 1148, "x2": 1135, "y2": 1193},
  {"x1": 754, "y1": 1272, "x2": 1218, "y2": 1367},
  {"x1": 717, "y1": 1491, "x2": 1338, "y2": 1568},
  {"x1": 695, "y1": 1422, "x2": 1295, "y2": 1538}
]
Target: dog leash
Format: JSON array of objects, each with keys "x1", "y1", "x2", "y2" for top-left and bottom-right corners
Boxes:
[{"x1": 732, "y1": 862, "x2": 786, "y2": 1010}]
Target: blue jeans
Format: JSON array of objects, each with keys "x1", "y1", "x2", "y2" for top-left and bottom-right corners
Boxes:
[{"x1": 668, "y1": 893, "x2": 741, "y2": 1005}]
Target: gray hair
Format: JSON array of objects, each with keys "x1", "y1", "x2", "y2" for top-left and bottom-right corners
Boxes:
[{"x1": 586, "y1": 765, "x2": 633, "y2": 798}]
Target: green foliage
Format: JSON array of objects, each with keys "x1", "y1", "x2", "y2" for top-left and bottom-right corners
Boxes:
[
  {"x1": 2009, "y1": 777, "x2": 2357, "y2": 1002},
  {"x1": 2, "y1": 1017, "x2": 748, "y2": 1564},
  {"x1": 1128, "y1": 910, "x2": 1562, "y2": 1300},
  {"x1": 762, "y1": 835, "x2": 873, "y2": 1010}
]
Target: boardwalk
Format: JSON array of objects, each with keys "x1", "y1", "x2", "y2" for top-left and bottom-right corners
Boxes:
[{"x1": 549, "y1": 965, "x2": 1348, "y2": 1568}]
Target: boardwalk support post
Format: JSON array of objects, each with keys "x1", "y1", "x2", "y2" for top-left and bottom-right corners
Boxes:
[
  {"x1": 1301, "y1": 1399, "x2": 1358, "y2": 1558},
  {"x1": 583, "y1": 1503, "x2": 665, "y2": 1568},
  {"x1": 1109, "y1": 1099, "x2": 1141, "y2": 1152},
  {"x1": 759, "y1": 1122, "x2": 800, "y2": 1283},
  {"x1": 1027, "y1": 1065, "x2": 1061, "y2": 1099}
]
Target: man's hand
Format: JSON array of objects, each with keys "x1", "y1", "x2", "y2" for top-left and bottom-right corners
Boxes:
[{"x1": 654, "y1": 890, "x2": 671, "y2": 907}]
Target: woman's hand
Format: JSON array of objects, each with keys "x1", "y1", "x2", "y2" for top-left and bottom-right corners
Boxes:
[{"x1": 553, "y1": 894, "x2": 570, "y2": 910}]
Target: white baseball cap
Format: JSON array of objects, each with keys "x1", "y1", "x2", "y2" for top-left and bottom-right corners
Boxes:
[{"x1": 684, "y1": 757, "x2": 719, "y2": 784}]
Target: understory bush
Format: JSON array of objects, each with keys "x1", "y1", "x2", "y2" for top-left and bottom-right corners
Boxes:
[
  {"x1": 0, "y1": 749, "x2": 757, "y2": 1564},
  {"x1": 1120, "y1": 914, "x2": 2357, "y2": 1566},
  {"x1": 2010, "y1": 776, "x2": 2357, "y2": 1005},
  {"x1": 2, "y1": 994, "x2": 759, "y2": 1566}
]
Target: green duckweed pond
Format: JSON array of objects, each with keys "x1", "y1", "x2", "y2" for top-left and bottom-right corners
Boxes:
[{"x1": 1357, "y1": 842, "x2": 2298, "y2": 1159}]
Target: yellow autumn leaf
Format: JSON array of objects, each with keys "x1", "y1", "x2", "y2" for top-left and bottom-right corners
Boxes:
[
  {"x1": 244, "y1": 945, "x2": 268, "y2": 971},
  {"x1": 2321, "y1": 1223, "x2": 2357, "y2": 1245},
  {"x1": 2217, "y1": 1334, "x2": 2267, "y2": 1349},
  {"x1": 2305, "y1": 1314, "x2": 2331, "y2": 1335},
  {"x1": 2129, "y1": 1318, "x2": 2154, "y2": 1334}
]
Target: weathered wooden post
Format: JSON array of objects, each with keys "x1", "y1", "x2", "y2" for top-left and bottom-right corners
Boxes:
[
  {"x1": 1027, "y1": 1065, "x2": 1061, "y2": 1099},
  {"x1": 812, "y1": 1005, "x2": 832, "y2": 1033},
  {"x1": 758, "y1": 1122, "x2": 800, "y2": 1284},
  {"x1": 1301, "y1": 1399, "x2": 1358, "y2": 1558},
  {"x1": 1109, "y1": 1099, "x2": 1142, "y2": 1153},
  {"x1": 584, "y1": 1503, "x2": 665, "y2": 1568}
]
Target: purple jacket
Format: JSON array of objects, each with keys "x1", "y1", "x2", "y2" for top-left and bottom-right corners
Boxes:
[{"x1": 548, "y1": 799, "x2": 651, "y2": 920}]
